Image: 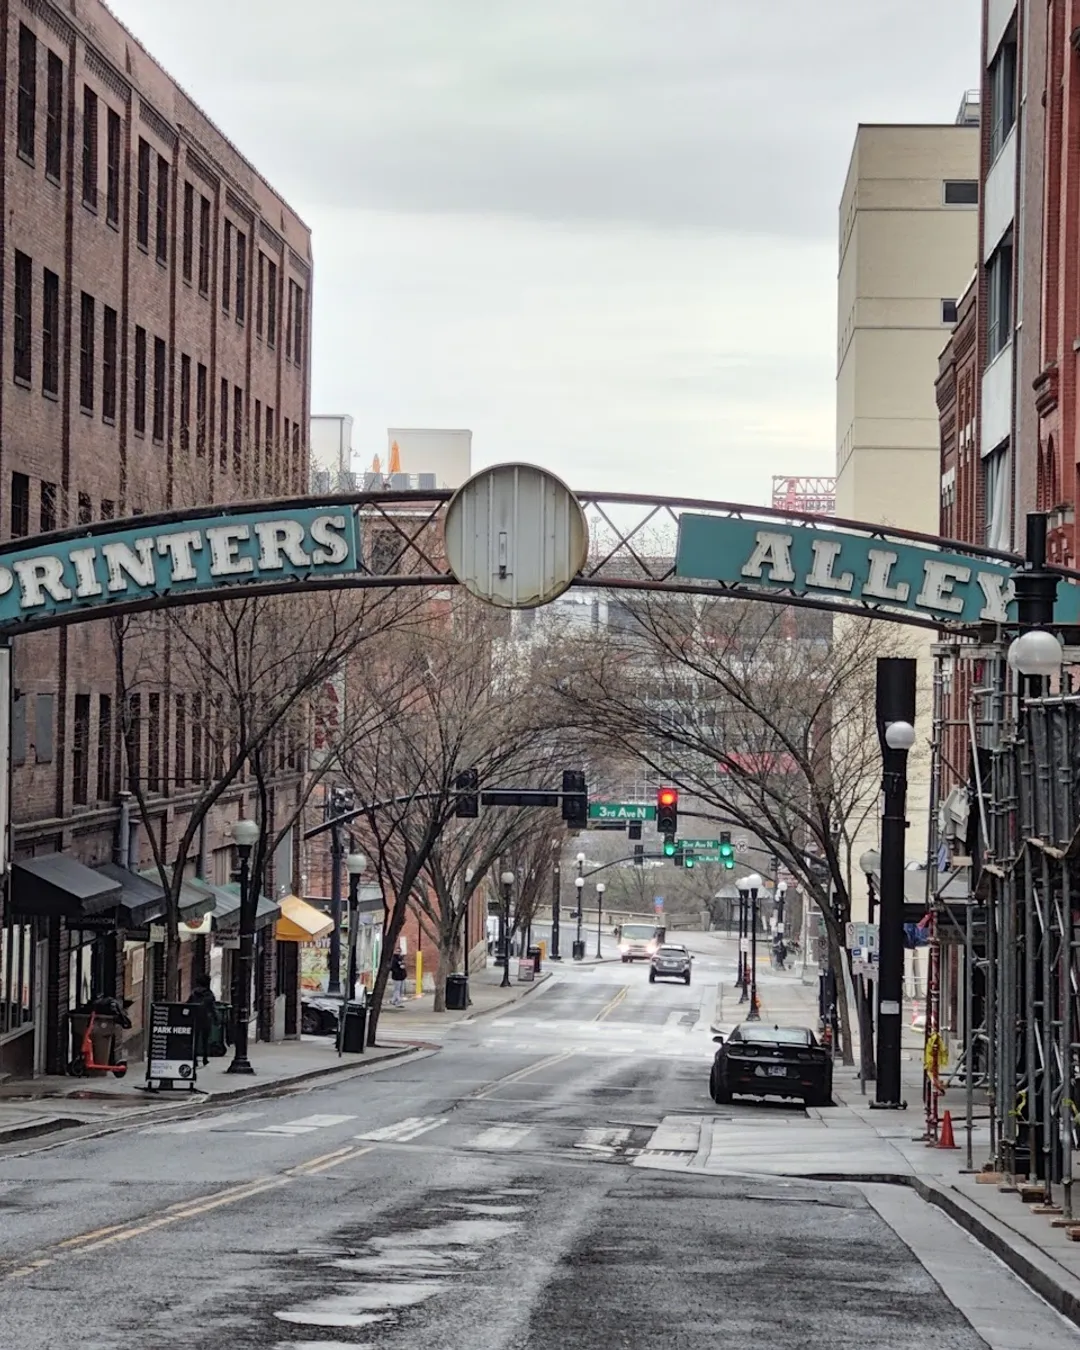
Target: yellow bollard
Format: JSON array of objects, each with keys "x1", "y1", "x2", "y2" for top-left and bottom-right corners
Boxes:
[
  {"x1": 539, "y1": 940, "x2": 547, "y2": 961},
  {"x1": 415, "y1": 951, "x2": 423, "y2": 998}
]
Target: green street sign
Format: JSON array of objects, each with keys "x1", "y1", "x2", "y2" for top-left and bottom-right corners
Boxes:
[
  {"x1": 588, "y1": 802, "x2": 656, "y2": 822},
  {"x1": 681, "y1": 839, "x2": 719, "y2": 850}
]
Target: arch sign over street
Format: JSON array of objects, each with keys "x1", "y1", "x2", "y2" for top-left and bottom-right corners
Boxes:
[{"x1": 0, "y1": 463, "x2": 1076, "y2": 636}]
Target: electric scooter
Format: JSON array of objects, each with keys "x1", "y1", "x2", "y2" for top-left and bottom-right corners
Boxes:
[{"x1": 69, "y1": 1009, "x2": 128, "y2": 1078}]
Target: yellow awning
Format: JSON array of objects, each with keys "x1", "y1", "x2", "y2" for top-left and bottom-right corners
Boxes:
[{"x1": 275, "y1": 894, "x2": 333, "y2": 943}]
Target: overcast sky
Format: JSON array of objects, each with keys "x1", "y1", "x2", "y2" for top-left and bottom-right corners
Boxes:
[{"x1": 107, "y1": 0, "x2": 979, "y2": 503}]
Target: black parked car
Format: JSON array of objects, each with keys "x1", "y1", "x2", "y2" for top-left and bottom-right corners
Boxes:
[
  {"x1": 301, "y1": 994, "x2": 343, "y2": 1036},
  {"x1": 709, "y1": 1023, "x2": 833, "y2": 1108},
  {"x1": 649, "y1": 944, "x2": 693, "y2": 985}
]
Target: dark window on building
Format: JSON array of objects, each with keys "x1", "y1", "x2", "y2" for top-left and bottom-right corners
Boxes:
[
  {"x1": 267, "y1": 260, "x2": 278, "y2": 346},
  {"x1": 39, "y1": 480, "x2": 56, "y2": 533},
  {"x1": 147, "y1": 692, "x2": 161, "y2": 793},
  {"x1": 236, "y1": 231, "x2": 246, "y2": 321},
  {"x1": 42, "y1": 268, "x2": 59, "y2": 397},
  {"x1": 254, "y1": 400, "x2": 262, "y2": 473},
  {"x1": 190, "y1": 693, "x2": 203, "y2": 782},
  {"x1": 102, "y1": 305, "x2": 117, "y2": 422},
  {"x1": 72, "y1": 694, "x2": 90, "y2": 805},
  {"x1": 219, "y1": 378, "x2": 229, "y2": 462},
  {"x1": 155, "y1": 154, "x2": 169, "y2": 263},
  {"x1": 125, "y1": 693, "x2": 140, "y2": 785},
  {"x1": 82, "y1": 87, "x2": 98, "y2": 208},
  {"x1": 990, "y1": 30, "x2": 1017, "y2": 161},
  {"x1": 222, "y1": 222, "x2": 232, "y2": 312},
  {"x1": 12, "y1": 695, "x2": 27, "y2": 767},
  {"x1": 180, "y1": 353, "x2": 191, "y2": 450},
  {"x1": 77, "y1": 493, "x2": 92, "y2": 524},
  {"x1": 79, "y1": 293, "x2": 95, "y2": 411},
  {"x1": 152, "y1": 336, "x2": 166, "y2": 441},
  {"x1": 100, "y1": 498, "x2": 114, "y2": 519},
  {"x1": 17, "y1": 26, "x2": 36, "y2": 162},
  {"x1": 11, "y1": 474, "x2": 30, "y2": 537},
  {"x1": 285, "y1": 280, "x2": 293, "y2": 361},
  {"x1": 106, "y1": 108, "x2": 120, "y2": 225},
  {"x1": 266, "y1": 407, "x2": 275, "y2": 471},
  {"x1": 198, "y1": 195, "x2": 210, "y2": 295},
  {"x1": 45, "y1": 51, "x2": 62, "y2": 181},
  {"x1": 14, "y1": 251, "x2": 32, "y2": 385},
  {"x1": 136, "y1": 138, "x2": 150, "y2": 248},
  {"x1": 174, "y1": 693, "x2": 187, "y2": 788},
  {"x1": 96, "y1": 694, "x2": 112, "y2": 800},
  {"x1": 987, "y1": 239, "x2": 1014, "y2": 361},
  {"x1": 196, "y1": 362, "x2": 207, "y2": 456},
  {"x1": 182, "y1": 182, "x2": 194, "y2": 282},
  {"x1": 292, "y1": 421, "x2": 301, "y2": 465},
  {"x1": 133, "y1": 325, "x2": 147, "y2": 434},
  {"x1": 233, "y1": 384, "x2": 243, "y2": 472},
  {"x1": 36, "y1": 693, "x2": 54, "y2": 764},
  {"x1": 256, "y1": 252, "x2": 265, "y2": 337},
  {"x1": 292, "y1": 283, "x2": 304, "y2": 366},
  {"x1": 941, "y1": 298, "x2": 958, "y2": 325},
  {"x1": 943, "y1": 179, "x2": 978, "y2": 207}
]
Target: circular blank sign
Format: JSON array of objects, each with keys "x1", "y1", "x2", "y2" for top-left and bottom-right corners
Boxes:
[{"x1": 443, "y1": 462, "x2": 589, "y2": 609}]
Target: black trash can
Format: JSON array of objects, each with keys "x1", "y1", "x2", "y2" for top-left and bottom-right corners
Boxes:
[
  {"x1": 572, "y1": 940, "x2": 586, "y2": 961},
  {"x1": 208, "y1": 1002, "x2": 232, "y2": 1057},
  {"x1": 341, "y1": 1001, "x2": 367, "y2": 1054},
  {"x1": 445, "y1": 973, "x2": 468, "y2": 1011},
  {"x1": 527, "y1": 945, "x2": 542, "y2": 976}
]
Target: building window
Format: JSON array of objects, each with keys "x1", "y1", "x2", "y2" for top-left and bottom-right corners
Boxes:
[
  {"x1": 180, "y1": 353, "x2": 191, "y2": 450},
  {"x1": 182, "y1": 182, "x2": 194, "y2": 282},
  {"x1": 256, "y1": 252, "x2": 265, "y2": 337},
  {"x1": 152, "y1": 336, "x2": 166, "y2": 441},
  {"x1": 984, "y1": 443, "x2": 1011, "y2": 552},
  {"x1": 45, "y1": 51, "x2": 63, "y2": 182},
  {"x1": 174, "y1": 693, "x2": 187, "y2": 789},
  {"x1": 147, "y1": 692, "x2": 161, "y2": 793},
  {"x1": 14, "y1": 251, "x2": 32, "y2": 386},
  {"x1": 36, "y1": 693, "x2": 54, "y2": 763},
  {"x1": 943, "y1": 180, "x2": 977, "y2": 207},
  {"x1": 941, "y1": 298, "x2": 958, "y2": 325},
  {"x1": 0, "y1": 918, "x2": 35, "y2": 1035},
  {"x1": 236, "y1": 230, "x2": 247, "y2": 321},
  {"x1": 267, "y1": 260, "x2": 278, "y2": 347},
  {"x1": 96, "y1": 694, "x2": 113, "y2": 800},
  {"x1": 286, "y1": 281, "x2": 294, "y2": 361},
  {"x1": 222, "y1": 222, "x2": 233, "y2": 312},
  {"x1": 125, "y1": 693, "x2": 141, "y2": 786},
  {"x1": 136, "y1": 138, "x2": 150, "y2": 248},
  {"x1": 42, "y1": 268, "x2": 59, "y2": 397},
  {"x1": 77, "y1": 493, "x2": 92, "y2": 524},
  {"x1": 133, "y1": 325, "x2": 147, "y2": 434},
  {"x1": 17, "y1": 26, "x2": 36, "y2": 162},
  {"x1": 106, "y1": 108, "x2": 120, "y2": 226},
  {"x1": 253, "y1": 400, "x2": 262, "y2": 487},
  {"x1": 82, "y1": 87, "x2": 98, "y2": 208},
  {"x1": 155, "y1": 154, "x2": 169, "y2": 263},
  {"x1": 219, "y1": 378, "x2": 229, "y2": 463},
  {"x1": 40, "y1": 481, "x2": 57, "y2": 533},
  {"x1": 198, "y1": 196, "x2": 210, "y2": 295},
  {"x1": 11, "y1": 474, "x2": 30, "y2": 537},
  {"x1": 293, "y1": 421, "x2": 301, "y2": 478},
  {"x1": 12, "y1": 695, "x2": 27, "y2": 768},
  {"x1": 72, "y1": 694, "x2": 91, "y2": 806},
  {"x1": 266, "y1": 407, "x2": 275, "y2": 476},
  {"x1": 190, "y1": 693, "x2": 203, "y2": 782},
  {"x1": 990, "y1": 30, "x2": 1017, "y2": 161},
  {"x1": 79, "y1": 293, "x2": 95, "y2": 411},
  {"x1": 233, "y1": 384, "x2": 243, "y2": 473},
  {"x1": 102, "y1": 305, "x2": 117, "y2": 422},
  {"x1": 100, "y1": 498, "x2": 114, "y2": 519},
  {"x1": 196, "y1": 362, "x2": 207, "y2": 456},
  {"x1": 987, "y1": 240, "x2": 1013, "y2": 360},
  {"x1": 292, "y1": 283, "x2": 304, "y2": 366}
]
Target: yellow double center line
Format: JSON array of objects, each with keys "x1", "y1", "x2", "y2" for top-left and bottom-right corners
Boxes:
[{"x1": 594, "y1": 985, "x2": 629, "y2": 1021}]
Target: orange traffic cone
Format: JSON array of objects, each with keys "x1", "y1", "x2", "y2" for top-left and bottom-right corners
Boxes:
[{"x1": 938, "y1": 1110, "x2": 958, "y2": 1149}]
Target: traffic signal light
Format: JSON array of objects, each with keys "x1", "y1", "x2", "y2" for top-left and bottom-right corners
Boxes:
[
  {"x1": 663, "y1": 838, "x2": 676, "y2": 857},
  {"x1": 628, "y1": 821, "x2": 642, "y2": 841},
  {"x1": 561, "y1": 769, "x2": 587, "y2": 829},
  {"x1": 719, "y1": 832, "x2": 735, "y2": 870},
  {"x1": 656, "y1": 787, "x2": 678, "y2": 839},
  {"x1": 684, "y1": 849, "x2": 695, "y2": 870},
  {"x1": 673, "y1": 844, "x2": 685, "y2": 868},
  {"x1": 633, "y1": 844, "x2": 644, "y2": 867},
  {"x1": 455, "y1": 768, "x2": 479, "y2": 818}
]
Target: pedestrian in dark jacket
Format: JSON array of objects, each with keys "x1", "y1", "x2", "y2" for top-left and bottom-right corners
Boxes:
[
  {"x1": 187, "y1": 973, "x2": 216, "y2": 1066},
  {"x1": 390, "y1": 951, "x2": 408, "y2": 1007}
]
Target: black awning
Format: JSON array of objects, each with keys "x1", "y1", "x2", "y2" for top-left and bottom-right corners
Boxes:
[
  {"x1": 92, "y1": 863, "x2": 168, "y2": 930},
  {"x1": 11, "y1": 854, "x2": 122, "y2": 921}
]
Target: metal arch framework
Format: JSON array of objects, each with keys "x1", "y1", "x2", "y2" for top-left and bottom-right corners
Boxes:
[{"x1": 0, "y1": 483, "x2": 1078, "y2": 637}]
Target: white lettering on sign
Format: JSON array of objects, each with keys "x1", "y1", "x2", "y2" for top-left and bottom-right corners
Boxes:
[
  {"x1": 915, "y1": 559, "x2": 970, "y2": 615},
  {"x1": 68, "y1": 547, "x2": 104, "y2": 598},
  {"x1": 14, "y1": 555, "x2": 72, "y2": 607},
  {"x1": 975, "y1": 570, "x2": 1013, "y2": 623},
  {"x1": 254, "y1": 519, "x2": 311, "y2": 570},
  {"x1": 862, "y1": 549, "x2": 910, "y2": 604},
  {"x1": 310, "y1": 515, "x2": 351, "y2": 566},
  {"x1": 806, "y1": 539, "x2": 854, "y2": 593},
  {"x1": 156, "y1": 530, "x2": 204, "y2": 583},
  {"x1": 205, "y1": 524, "x2": 255, "y2": 577},
  {"x1": 740, "y1": 531, "x2": 796, "y2": 584},
  {"x1": 102, "y1": 538, "x2": 156, "y2": 592}
]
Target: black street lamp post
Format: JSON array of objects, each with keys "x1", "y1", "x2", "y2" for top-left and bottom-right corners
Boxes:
[
  {"x1": 736, "y1": 889, "x2": 747, "y2": 995},
  {"x1": 551, "y1": 853, "x2": 562, "y2": 960},
  {"x1": 500, "y1": 871, "x2": 514, "y2": 988},
  {"x1": 595, "y1": 882, "x2": 605, "y2": 960},
  {"x1": 740, "y1": 873, "x2": 763, "y2": 1020},
  {"x1": 226, "y1": 817, "x2": 260, "y2": 1075}
]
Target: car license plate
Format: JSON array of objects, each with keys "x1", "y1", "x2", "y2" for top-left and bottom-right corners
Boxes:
[{"x1": 767, "y1": 1065, "x2": 787, "y2": 1077}]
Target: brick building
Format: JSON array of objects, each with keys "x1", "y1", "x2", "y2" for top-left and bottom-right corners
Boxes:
[{"x1": 0, "y1": 0, "x2": 312, "y2": 1076}]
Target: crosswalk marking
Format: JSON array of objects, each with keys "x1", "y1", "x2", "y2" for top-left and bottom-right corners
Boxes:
[
  {"x1": 139, "y1": 1110, "x2": 265, "y2": 1135},
  {"x1": 467, "y1": 1124, "x2": 535, "y2": 1151},
  {"x1": 245, "y1": 1113, "x2": 356, "y2": 1137},
  {"x1": 354, "y1": 1115, "x2": 447, "y2": 1143},
  {"x1": 576, "y1": 1127, "x2": 632, "y2": 1154}
]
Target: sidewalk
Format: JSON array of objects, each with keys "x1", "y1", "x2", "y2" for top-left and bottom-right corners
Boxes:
[{"x1": 376, "y1": 956, "x2": 557, "y2": 1030}]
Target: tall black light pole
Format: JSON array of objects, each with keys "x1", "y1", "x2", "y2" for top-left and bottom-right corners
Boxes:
[
  {"x1": 227, "y1": 817, "x2": 260, "y2": 1075},
  {"x1": 742, "y1": 872, "x2": 763, "y2": 1020},
  {"x1": 737, "y1": 879, "x2": 751, "y2": 1001},
  {"x1": 595, "y1": 882, "x2": 605, "y2": 960},
  {"x1": 550, "y1": 848, "x2": 562, "y2": 960},
  {"x1": 326, "y1": 786, "x2": 348, "y2": 997},
  {"x1": 858, "y1": 848, "x2": 879, "y2": 1084},
  {"x1": 500, "y1": 871, "x2": 514, "y2": 988},
  {"x1": 337, "y1": 851, "x2": 367, "y2": 1057},
  {"x1": 574, "y1": 853, "x2": 586, "y2": 960},
  {"x1": 873, "y1": 656, "x2": 917, "y2": 1110}
]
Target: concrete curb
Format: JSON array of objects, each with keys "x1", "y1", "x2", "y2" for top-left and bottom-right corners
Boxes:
[
  {"x1": 385, "y1": 967, "x2": 559, "y2": 1031},
  {"x1": 0, "y1": 1116, "x2": 82, "y2": 1144}
]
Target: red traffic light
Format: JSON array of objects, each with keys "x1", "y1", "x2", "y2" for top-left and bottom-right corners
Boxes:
[{"x1": 658, "y1": 788, "x2": 678, "y2": 807}]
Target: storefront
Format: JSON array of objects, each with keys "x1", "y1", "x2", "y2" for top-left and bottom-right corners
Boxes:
[
  {"x1": 274, "y1": 895, "x2": 333, "y2": 1039},
  {"x1": 201, "y1": 882, "x2": 281, "y2": 1044}
]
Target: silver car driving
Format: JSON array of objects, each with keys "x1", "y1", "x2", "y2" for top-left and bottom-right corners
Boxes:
[{"x1": 649, "y1": 944, "x2": 692, "y2": 985}]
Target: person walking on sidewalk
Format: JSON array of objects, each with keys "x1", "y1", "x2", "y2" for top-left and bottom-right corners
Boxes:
[
  {"x1": 187, "y1": 973, "x2": 217, "y2": 1067},
  {"x1": 390, "y1": 950, "x2": 408, "y2": 1007}
]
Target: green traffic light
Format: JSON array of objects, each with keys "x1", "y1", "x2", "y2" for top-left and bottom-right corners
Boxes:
[
  {"x1": 685, "y1": 855, "x2": 695, "y2": 869},
  {"x1": 663, "y1": 839, "x2": 676, "y2": 857}
]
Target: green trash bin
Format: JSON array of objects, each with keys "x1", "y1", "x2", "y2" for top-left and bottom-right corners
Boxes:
[{"x1": 208, "y1": 1002, "x2": 232, "y2": 1057}]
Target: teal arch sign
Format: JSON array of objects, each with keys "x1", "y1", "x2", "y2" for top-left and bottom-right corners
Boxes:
[{"x1": 675, "y1": 515, "x2": 1080, "y2": 627}]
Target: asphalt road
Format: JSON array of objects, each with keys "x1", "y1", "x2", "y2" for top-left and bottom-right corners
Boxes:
[{"x1": 0, "y1": 935, "x2": 1073, "y2": 1349}]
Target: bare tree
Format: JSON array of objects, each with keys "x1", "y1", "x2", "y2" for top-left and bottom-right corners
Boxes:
[{"x1": 547, "y1": 596, "x2": 893, "y2": 1068}]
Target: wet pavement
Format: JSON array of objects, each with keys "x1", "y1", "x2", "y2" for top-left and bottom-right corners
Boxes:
[{"x1": 0, "y1": 935, "x2": 1074, "y2": 1349}]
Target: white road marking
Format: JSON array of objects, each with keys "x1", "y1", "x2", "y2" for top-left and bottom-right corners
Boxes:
[
  {"x1": 139, "y1": 1110, "x2": 266, "y2": 1135},
  {"x1": 576, "y1": 1127, "x2": 632, "y2": 1154},
  {"x1": 354, "y1": 1115, "x2": 448, "y2": 1143},
  {"x1": 467, "y1": 1124, "x2": 535, "y2": 1151},
  {"x1": 245, "y1": 1113, "x2": 356, "y2": 1136}
]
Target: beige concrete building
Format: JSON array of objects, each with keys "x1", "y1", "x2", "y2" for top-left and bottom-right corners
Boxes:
[{"x1": 835, "y1": 104, "x2": 979, "y2": 918}]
